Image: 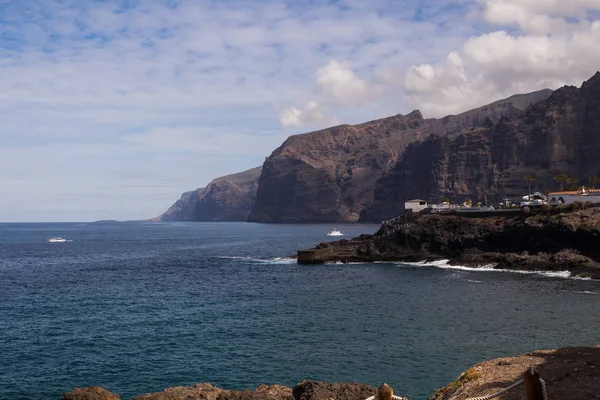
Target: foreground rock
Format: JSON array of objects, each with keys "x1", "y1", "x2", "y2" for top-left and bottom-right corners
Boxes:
[
  {"x1": 133, "y1": 381, "x2": 379, "y2": 400},
  {"x1": 298, "y1": 204, "x2": 600, "y2": 279},
  {"x1": 431, "y1": 346, "x2": 600, "y2": 400},
  {"x1": 133, "y1": 383, "x2": 293, "y2": 400},
  {"x1": 292, "y1": 381, "x2": 377, "y2": 400},
  {"x1": 133, "y1": 381, "x2": 378, "y2": 400},
  {"x1": 62, "y1": 347, "x2": 600, "y2": 399},
  {"x1": 62, "y1": 386, "x2": 120, "y2": 400}
]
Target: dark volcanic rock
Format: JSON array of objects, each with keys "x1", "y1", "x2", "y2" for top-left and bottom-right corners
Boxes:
[
  {"x1": 298, "y1": 204, "x2": 600, "y2": 279},
  {"x1": 292, "y1": 381, "x2": 377, "y2": 400},
  {"x1": 62, "y1": 386, "x2": 120, "y2": 400},
  {"x1": 362, "y1": 74, "x2": 600, "y2": 222},
  {"x1": 155, "y1": 166, "x2": 262, "y2": 222},
  {"x1": 134, "y1": 383, "x2": 293, "y2": 400},
  {"x1": 249, "y1": 90, "x2": 551, "y2": 223}
]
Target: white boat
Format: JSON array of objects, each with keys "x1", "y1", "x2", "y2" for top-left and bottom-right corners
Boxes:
[
  {"x1": 48, "y1": 237, "x2": 67, "y2": 243},
  {"x1": 327, "y1": 229, "x2": 344, "y2": 237}
]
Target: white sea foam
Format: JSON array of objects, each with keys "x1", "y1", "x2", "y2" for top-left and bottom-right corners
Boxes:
[
  {"x1": 572, "y1": 276, "x2": 593, "y2": 281},
  {"x1": 401, "y1": 259, "x2": 575, "y2": 279},
  {"x1": 218, "y1": 256, "x2": 296, "y2": 264},
  {"x1": 272, "y1": 257, "x2": 297, "y2": 264}
]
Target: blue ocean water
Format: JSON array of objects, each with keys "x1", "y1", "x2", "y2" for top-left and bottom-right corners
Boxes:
[{"x1": 1, "y1": 222, "x2": 599, "y2": 400}]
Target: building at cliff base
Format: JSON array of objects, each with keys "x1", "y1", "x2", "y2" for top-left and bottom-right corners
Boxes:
[
  {"x1": 548, "y1": 186, "x2": 600, "y2": 205},
  {"x1": 404, "y1": 199, "x2": 432, "y2": 213}
]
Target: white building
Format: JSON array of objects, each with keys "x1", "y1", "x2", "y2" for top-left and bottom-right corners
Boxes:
[
  {"x1": 404, "y1": 199, "x2": 431, "y2": 213},
  {"x1": 548, "y1": 186, "x2": 600, "y2": 205}
]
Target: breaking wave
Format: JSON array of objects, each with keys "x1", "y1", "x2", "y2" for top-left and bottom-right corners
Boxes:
[
  {"x1": 401, "y1": 259, "x2": 575, "y2": 279},
  {"x1": 218, "y1": 256, "x2": 296, "y2": 264}
]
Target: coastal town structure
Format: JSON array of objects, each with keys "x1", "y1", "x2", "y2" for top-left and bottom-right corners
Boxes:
[
  {"x1": 400, "y1": 186, "x2": 600, "y2": 219},
  {"x1": 548, "y1": 186, "x2": 600, "y2": 205},
  {"x1": 404, "y1": 199, "x2": 432, "y2": 213}
]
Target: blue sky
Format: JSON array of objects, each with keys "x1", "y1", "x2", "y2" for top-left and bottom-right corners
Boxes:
[{"x1": 1, "y1": 0, "x2": 599, "y2": 222}]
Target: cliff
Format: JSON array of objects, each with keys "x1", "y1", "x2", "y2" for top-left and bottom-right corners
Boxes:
[
  {"x1": 362, "y1": 73, "x2": 600, "y2": 222},
  {"x1": 297, "y1": 204, "x2": 600, "y2": 279},
  {"x1": 155, "y1": 167, "x2": 262, "y2": 222},
  {"x1": 248, "y1": 89, "x2": 552, "y2": 223}
]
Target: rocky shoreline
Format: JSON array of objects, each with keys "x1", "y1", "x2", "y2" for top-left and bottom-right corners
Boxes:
[
  {"x1": 297, "y1": 203, "x2": 600, "y2": 279},
  {"x1": 63, "y1": 347, "x2": 600, "y2": 400}
]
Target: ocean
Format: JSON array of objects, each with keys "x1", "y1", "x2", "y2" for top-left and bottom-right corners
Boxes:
[{"x1": 1, "y1": 222, "x2": 599, "y2": 400}]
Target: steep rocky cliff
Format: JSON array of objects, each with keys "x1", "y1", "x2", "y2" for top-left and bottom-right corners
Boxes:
[
  {"x1": 248, "y1": 90, "x2": 552, "y2": 223},
  {"x1": 361, "y1": 72, "x2": 600, "y2": 222},
  {"x1": 155, "y1": 167, "x2": 262, "y2": 222}
]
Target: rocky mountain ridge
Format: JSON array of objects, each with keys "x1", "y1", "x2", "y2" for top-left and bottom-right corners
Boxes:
[
  {"x1": 248, "y1": 89, "x2": 553, "y2": 223},
  {"x1": 158, "y1": 72, "x2": 600, "y2": 223},
  {"x1": 362, "y1": 72, "x2": 600, "y2": 222}
]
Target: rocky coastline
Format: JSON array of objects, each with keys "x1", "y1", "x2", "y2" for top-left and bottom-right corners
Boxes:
[
  {"x1": 63, "y1": 346, "x2": 600, "y2": 400},
  {"x1": 297, "y1": 203, "x2": 600, "y2": 279}
]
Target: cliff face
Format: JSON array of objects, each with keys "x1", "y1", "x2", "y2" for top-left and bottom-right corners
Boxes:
[
  {"x1": 155, "y1": 166, "x2": 262, "y2": 222},
  {"x1": 361, "y1": 73, "x2": 600, "y2": 222},
  {"x1": 249, "y1": 90, "x2": 552, "y2": 223}
]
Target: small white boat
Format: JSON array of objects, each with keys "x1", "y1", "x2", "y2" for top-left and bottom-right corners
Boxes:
[
  {"x1": 327, "y1": 229, "x2": 344, "y2": 237},
  {"x1": 48, "y1": 237, "x2": 67, "y2": 243}
]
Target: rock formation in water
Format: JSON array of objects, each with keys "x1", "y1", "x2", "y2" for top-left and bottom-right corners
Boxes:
[
  {"x1": 297, "y1": 203, "x2": 600, "y2": 279},
  {"x1": 361, "y1": 72, "x2": 600, "y2": 222},
  {"x1": 248, "y1": 89, "x2": 552, "y2": 223},
  {"x1": 155, "y1": 166, "x2": 262, "y2": 222}
]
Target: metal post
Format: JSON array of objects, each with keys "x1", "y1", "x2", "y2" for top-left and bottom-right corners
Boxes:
[
  {"x1": 377, "y1": 383, "x2": 393, "y2": 400},
  {"x1": 524, "y1": 366, "x2": 544, "y2": 400}
]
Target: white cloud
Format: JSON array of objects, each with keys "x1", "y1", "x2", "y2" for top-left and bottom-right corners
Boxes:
[
  {"x1": 316, "y1": 60, "x2": 381, "y2": 106},
  {"x1": 278, "y1": 101, "x2": 341, "y2": 128},
  {"x1": 401, "y1": 1, "x2": 600, "y2": 117},
  {"x1": 481, "y1": 0, "x2": 600, "y2": 34},
  {"x1": 278, "y1": 60, "x2": 382, "y2": 128},
  {"x1": 6, "y1": 0, "x2": 475, "y2": 220},
  {"x1": 8, "y1": 0, "x2": 600, "y2": 220},
  {"x1": 278, "y1": 107, "x2": 304, "y2": 128}
]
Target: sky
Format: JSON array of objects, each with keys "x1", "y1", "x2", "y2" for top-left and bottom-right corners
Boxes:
[{"x1": 1, "y1": 0, "x2": 600, "y2": 222}]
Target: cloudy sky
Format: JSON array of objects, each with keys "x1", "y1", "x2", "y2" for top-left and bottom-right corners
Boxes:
[{"x1": 1, "y1": 0, "x2": 600, "y2": 222}]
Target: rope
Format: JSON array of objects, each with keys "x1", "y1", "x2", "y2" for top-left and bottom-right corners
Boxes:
[
  {"x1": 540, "y1": 378, "x2": 548, "y2": 400},
  {"x1": 463, "y1": 378, "x2": 523, "y2": 400},
  {"x1": 364, "y1": 396, "x2": 405, "y2": 400}
]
